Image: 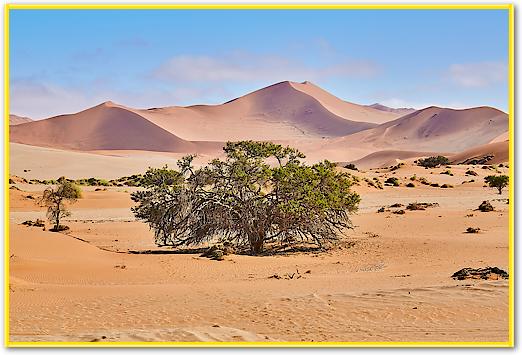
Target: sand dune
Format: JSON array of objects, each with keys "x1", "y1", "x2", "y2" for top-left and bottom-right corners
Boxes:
[
  {"x1": 366, "y1": 103, "x2": 416, "y2": 116},
  {"x1": 9, "y1": 81, "x2": 405, "y2": 148},
  {"x1": 324, "y1": 106, "x2": 508, "y2": 155},
  {"x1": 490, "y1": 131, "x2": 509, "y2": 143},
  {"x1": 135, "y1": 81, "x2": 393, "y2": 141},
  {"x1": 9, "y1": 114, "x2": 33, "y2": 125},
  {"x1": 9, "y1": 102, "x2": 222, "y2": 153},
  {"x1": 450, "y1": 140, "x2": 509, "y2": 165},
  {"x1": 347, "y1": 150, "x2": 449, "y2": 169}
]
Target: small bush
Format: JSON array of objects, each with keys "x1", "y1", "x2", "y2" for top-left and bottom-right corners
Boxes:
[
  {"x1": 466, "y1": 227, "x2": 480, "y2": 234},
  {"x1": 478, "y1": 200, "x2": 494, "y2": 212},
  {"x1": 406, "y1": 202, "x2": 439, "y2": 211},
  {"x1": 418, "y1": 177, "x2": 430, "y2": 185},
  {"x1": 406, "y1": 182, "x2": 415, "y2": 188},
  {"x1": 390, "y1": 203, "x2": 403, "y2": 208},
  {"x1": 384, "y1": 177, "x2": 400, "y2": 186},
  {"x1": 390, "y1": 163, "x2": 404, "y2": 171},
  {"x1": 410, "y1": 175, "x2": 417, "y2": 181},
  {"x1": 430, "y1": 183, "x2": 440, "y2": 187},
  {"x1": 440, "y1": 170, "x2": 453, "y2": 176},
  {"x1": 393, "y1": 209, "x2": 405, "y2": 215},
  {"x1": 417, "y1": 156, "x2": 450, "y2": 168},
  {"x1": 21, "y1": 219, "x2": 45, "y2": 227},
  {"x1": 344, "y1": 163, "x2": 358, "y2": 171},
  {"x1": 440, "y1": 184, "x2": 453, "y2": 188},
  {"x1": 377, "y1": 207, "x2": 385, "y2": 213},
  {"x1": 465, "y1": 170, "x2": 478, "y2": 176}
]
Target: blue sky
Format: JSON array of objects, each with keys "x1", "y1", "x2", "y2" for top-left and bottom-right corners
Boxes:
[{"x1": 10, "y1": 9, "x2": 509, "y2": 119}]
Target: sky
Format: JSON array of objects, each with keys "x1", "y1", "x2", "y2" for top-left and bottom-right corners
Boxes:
[{"x1": 10, "y1": 8, "x2": 509, "y2": 119}]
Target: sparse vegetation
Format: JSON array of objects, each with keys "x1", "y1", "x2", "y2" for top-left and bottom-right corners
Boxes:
[
  {"x1": 440, "y1": 184, "x2": 453, "y2": 188},
  {"x1": 417, "y1": 156, "x2": 450, "y2": 168},
  {"x1": 406, "y1": 202, "x2": 439, "y2": 211},
  {"x1": 384, "y1": 177, "x2": 400, "y2": 186},
  {"x1": 478, "y1": 200, "x2": 494, "y2": 212},
  {"x1": 406, "y1": 182, "x2": 415, "y2": 188},
  {"x1": 131, "y1": 141, "x2": 360, "y2": 255},
  {"x1": 440, "y1": 169, "x2": 453, "y2": 176},
  {"x1": 39, "y1": 178, "x2": 82, "y2": 232},
  {"x1": 465, "y1": 170, "x2": 478, "y2": 176},
  {"x1": 389, "y1": 162, "x2": 404, "y2": 171},
  {"x1": 21, "y1": 219, "x2": 45, "y2": 227},
  {"x1": 344, "y1": 163, "x2": 358, "y2": 171},
  {"x1": 393, "y1": 209, "x2": 405, "y2": 215},
  {"x1": 484, "y1": 175, "x2": 509, "y2": 195},
  {"x1": 466, "y1": 227, "x2": 480, "y2": 234}
]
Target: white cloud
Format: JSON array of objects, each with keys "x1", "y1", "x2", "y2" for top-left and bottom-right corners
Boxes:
[
  {"x1": 448, "y1": 61, "x2": 507, "y2": 88},
  {"x1": 153, "y1": 52, "x2": 378, "y2": 83}
]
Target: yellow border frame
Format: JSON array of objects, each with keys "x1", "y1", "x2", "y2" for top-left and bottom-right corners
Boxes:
[{"x1": 3, "y1": 3, "x2": 514, "y2": 348}]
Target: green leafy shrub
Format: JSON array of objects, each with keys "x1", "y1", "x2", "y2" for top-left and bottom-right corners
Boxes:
[{"x1": 417, "y1": 156, "x2": 450, "y2": 168}]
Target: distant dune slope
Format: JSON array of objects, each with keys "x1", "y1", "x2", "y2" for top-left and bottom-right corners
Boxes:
[
  {"x1": 9, "y1": 114, "x2": 33, "y2": 125},
  {"x1": 135, "y1": 81, "x2": 392, "y2": 141},
  {"x1": 10, "y1": 102, "x2": 204, "y2": 152},
  {"x1": 365, "y1": 103, "x2": 416, "y2": 116},
  {"x1": 347, "y1": 150, "x2": 449, "y2": 169},
  {"x1": 489, "y1": 131, "x2": 509, "y2": 144},
  {"x1": 326, "y1": 106, "x2": 508, "y2": 154},
  {"x1": 450, "y1": 141, "x2": 509, "y2": 165},
  {"x1": 288, "y1": 81, "x2": 401, "y2": 124}
]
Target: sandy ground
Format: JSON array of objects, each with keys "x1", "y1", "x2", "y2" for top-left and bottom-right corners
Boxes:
[{"x1": 8, "y1": 164, "x2": 509, "y2": 343}]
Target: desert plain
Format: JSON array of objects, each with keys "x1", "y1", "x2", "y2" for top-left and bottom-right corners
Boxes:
[{"x1": 7, "y1": 81, "x2": 510, "y2": 343}]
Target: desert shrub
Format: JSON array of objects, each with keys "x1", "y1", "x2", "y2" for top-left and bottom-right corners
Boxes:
[
  {"x1": 440, "y1": 184, "x2": 453, "y2": 188},
  {"x1": 417, "y1": 156, "x2": 450, "y2": 168},
  {"x1": 478, "y1": 200, "x2": 494, "y2": 212},
  {"x1": 465, "y1": 170, "x2": 478, "y2": 176},
  {"x1": 466, "y1": 227, "x2": 480, "y2": 234},
  {"x1": 389, "y1": 203, "x2": 403, "y2": 208},
  {"x1": 50, "y1": 225, "x2": 70, "y2": 232},
  {"x1": 393, "y1": 209, "x2": 405, "y2": 215},
  {"x1": 131, "y1": 141, "x2": 360, "y2": 255},
  {"x1": 390, "y1": 163, "x2": 404, "y2": 171},
  {"x1": 418, "y1": 177, "x2": 430, "y2": 185},
  {"x1": 430, "y1": 183, "x2": 440, "y2": 187},
  {"x1": 21, "y1": 219, "x2": 45, "y2": 227},
  {"x1": 377, "y1": 207, "x2": 385, "y2": 213},
  {"x1": 39, "y1": 178, "x2": 81, "y2": 231},
  {"x1": 484, "y1": 175, "x2": 509, "y2": 195},
  {"x1": 406, "y1": 202, "x2": 439, "y2": 211},
  {"x1": 344, "y1": 163, "x2": 358, "y2": 171},
  {"x1": 406, "y1": 182, "x2": 415, "y2": 188},
  {"x1": 410, "y1": 175, "x2": 417, "y2": 181},
  {"x1": 384, "y1": 177, "x2": 400, "y2": 186},
  {"x1": 440, "y1": 169, "x2": 453, "y2": 176}
]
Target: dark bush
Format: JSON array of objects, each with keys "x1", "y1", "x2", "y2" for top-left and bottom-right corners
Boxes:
[{"x1": 417, "y1": 156, "x2": 450, "y2": 168}]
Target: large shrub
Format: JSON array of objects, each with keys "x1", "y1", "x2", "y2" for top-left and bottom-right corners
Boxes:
[
  {"x1": 131, "y1": 141, "x2": 360, "y2": 255},
  {"x1": 417, "y1": 156, "x2": 450, "y2": 168}
]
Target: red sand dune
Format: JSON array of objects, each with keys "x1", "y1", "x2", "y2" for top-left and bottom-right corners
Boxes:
[
  {"x1": 10, "y1": 102, "x2": 219, "y2": 153},
  {"x1": 450, "y1": 140, "x2": 509, "y2": 165},
  {"x1": 324, "y1": 106, "x2": 508, "y2": 155},
  {"x1": 9, "y1": 82, "x2": 508, "y2": 163},
  {"x1": 9, "y1": 114, "x2": 33, "y2": 125},
  {"x1": 134, "y1": 81, "x2": 400, "y2": 141},
  {"x1": 365, "y1": 103, "x2": 416, "y2": 116},
  {"x1": 347, "y1": 150, "x2": 449, "y2": 169}
]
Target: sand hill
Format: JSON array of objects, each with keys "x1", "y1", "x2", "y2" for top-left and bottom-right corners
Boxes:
[
  {"x1": 9, "y1": 114, "x2": 33, "y2": 125},
  {"x1": 366, "y1": 103, "x2": 416, "y2": 116},
  {"x1": 9, "y1": 82, "x2": 508, "y2": 166},
  {"x1": 10, "y1": 102, "x2": 221, "y2": 153},
  {"x1": 450, "y1": 140, "x2": 509, "y2": 165},
  {"x1": 10, "y1": 81, "x2": 404, "y2": 148},
  {"x1": 323, "y1": 106, "x2": 508, "y2": 156}
]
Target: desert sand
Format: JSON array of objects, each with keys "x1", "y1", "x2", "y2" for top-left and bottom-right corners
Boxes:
[
  {"x1": 8, "y1": 80, "x2": 510, "y2": 343},
  {"x1": 9, "y1": 162, "x2": 509, "y2": 343}
]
